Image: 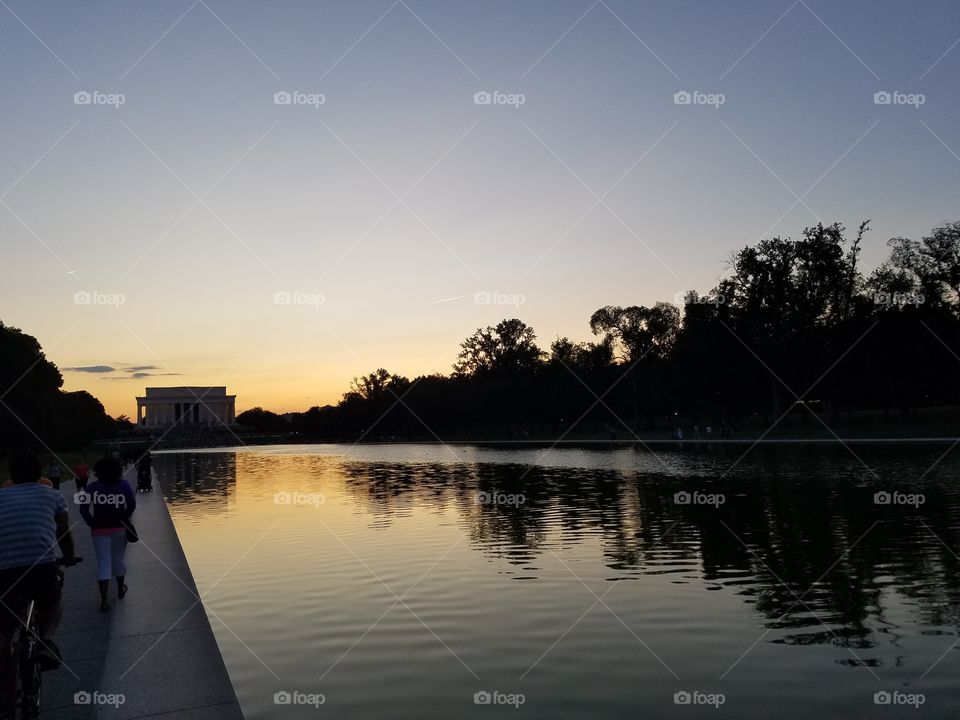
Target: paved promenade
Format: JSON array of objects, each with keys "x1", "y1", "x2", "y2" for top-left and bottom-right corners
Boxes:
[{"x1": 42, "y1": 469, "x2": 244, "y2": 719}]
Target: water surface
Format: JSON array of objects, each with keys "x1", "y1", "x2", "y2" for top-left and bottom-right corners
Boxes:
[{"x1": 157, "y1": 443, "x2": 960, "y2": 718}]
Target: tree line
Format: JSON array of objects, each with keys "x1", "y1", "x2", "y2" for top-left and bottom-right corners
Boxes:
[
  {"x1": 0, "y1": 322, "x2": 128, "y2": 452},
  {"x1": 4, "y1": 218, "x2": 957, "y2": 450},
  {"x1": 237, "y1": 220, "x2": 960, "y2": 440}
]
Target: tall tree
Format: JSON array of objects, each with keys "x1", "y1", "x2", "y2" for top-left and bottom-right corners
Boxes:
[
  {"x1": 346, "y1": 368, "x2": 411, "y2": 402},
  {"x1": 589, "y1": 303, "x2": 680, "y2": 428},
  {"x1": 873, "y1": 222, "x2": 960, "y2": 315},
  {"x1": 0, "y1": 321, "x2": 120, "y2": 451},
  {"x1": 454, "y1": 319, "x2": 543, "y2": 376}
]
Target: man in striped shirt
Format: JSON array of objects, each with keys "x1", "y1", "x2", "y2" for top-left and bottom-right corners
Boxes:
[{"x1": 0, "y1": 453, "x2": 78, "y2": 707}]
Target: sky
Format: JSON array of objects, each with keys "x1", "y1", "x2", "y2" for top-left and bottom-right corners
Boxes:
[{"x1": 1, "y1": 0, "x2": 958, "y2": 417}]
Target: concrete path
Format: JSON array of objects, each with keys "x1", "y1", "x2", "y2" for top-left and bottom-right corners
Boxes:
[{"x1": 41, "y1": 470, "x2": 244, "y2": 719}]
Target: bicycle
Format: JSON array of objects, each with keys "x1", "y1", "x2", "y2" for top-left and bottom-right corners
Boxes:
[{"x1": 1, "y1": 556, "x2": 82, "y2": 720}]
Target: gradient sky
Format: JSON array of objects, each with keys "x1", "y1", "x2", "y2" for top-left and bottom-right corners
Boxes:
[{"x1": 2, "y1": 0, "x2": 958, "y2": 416}]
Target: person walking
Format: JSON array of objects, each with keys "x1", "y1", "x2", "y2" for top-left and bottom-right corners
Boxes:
[
  {"x1": 136, "y1": 451, "x2": 153, "y2": 492},
  {"x1": 45, "y1": 458, "x2": 62, "y2": 490},
  {"x1": 72, "y1": 454, "x2": 90, "y2": 491},
  {"x1": 78, "y1": 457, "x2": 135, "y2": 612}
]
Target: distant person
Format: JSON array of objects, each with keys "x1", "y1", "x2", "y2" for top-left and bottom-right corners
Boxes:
[
  {"x1": 79, "y1": 458, "x2": 135, "y2": 612},
  {"x1": 705, "y1": 425, "x2": 712, "y2": 440},
  {"x1": 0, "y1": 453, "x2": 79, "y2": 686},
  {"x1": 45, "y1": 458, "x2": 62, "y2": 490},
  {"x1": 72, "y1": 454, "x2": 90, "y2": 491},
  {"x1": 136, "y1": 451, "x2": 153, "y2": 492}
]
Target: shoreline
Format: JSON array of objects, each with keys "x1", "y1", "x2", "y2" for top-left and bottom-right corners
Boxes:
[{"x1": 147, "y1": 436, "x2": 960, "y2": 453}]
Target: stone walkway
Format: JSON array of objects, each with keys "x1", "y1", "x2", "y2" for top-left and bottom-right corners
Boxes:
[{"x1": 41, "y1": 469, "x2": 243, "y2": 719}]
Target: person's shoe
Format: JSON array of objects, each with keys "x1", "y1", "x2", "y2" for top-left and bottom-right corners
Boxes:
[
  {"x1": 100, "y1": 601, "x2": 110, "y2": 612},
  {"x1": 118, "y1": 583, "x2": 128, "y2": 599},
  {"x1": 37, "y1": 640, "x2": 61, "y2": 671}
]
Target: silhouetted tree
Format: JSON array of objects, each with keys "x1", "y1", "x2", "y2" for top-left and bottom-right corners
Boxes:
[
  {"x1": 454, "y1": 319, "x2": 544, "y2": 376},
  {"x1": 871, "y1": 222, "x2": 960, "y2": 316},
  {"x1": 589, "y1": 302, "x2": 680, "y2": 429},
  {"x1": 237, "y1": 407, "x2": 290, "y2": 432},
  {"x1": 259, "y1": 220, "x2": 960, "y2": 440},
  {"x1": 346, "y1": 369, "x2": 411, "y2": 402},
  {"x1": 0, "y1": 322, "x2": 124, "y2": 452}
]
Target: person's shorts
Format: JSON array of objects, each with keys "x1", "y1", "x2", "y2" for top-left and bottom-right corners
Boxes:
[{"x1": 0, "y1": 563, "x2": 63, "y2": 632}]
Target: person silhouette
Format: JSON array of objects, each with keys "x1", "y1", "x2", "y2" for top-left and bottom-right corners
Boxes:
[{"x1": 78, "y1": 458, "x2": 136, "y2": 612}]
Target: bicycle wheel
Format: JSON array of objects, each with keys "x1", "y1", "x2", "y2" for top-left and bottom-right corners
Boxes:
[
  {"x1": 17, "y1": 627, "x2": 40, "y2": 720},
  {"x1": 0, "y1": 634, "x2": 18, "y2": 720}
]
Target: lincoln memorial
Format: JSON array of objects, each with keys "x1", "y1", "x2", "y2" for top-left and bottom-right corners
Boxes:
[{"x1": 136, "y1": 386, "x2": 237, "y2": 427}]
